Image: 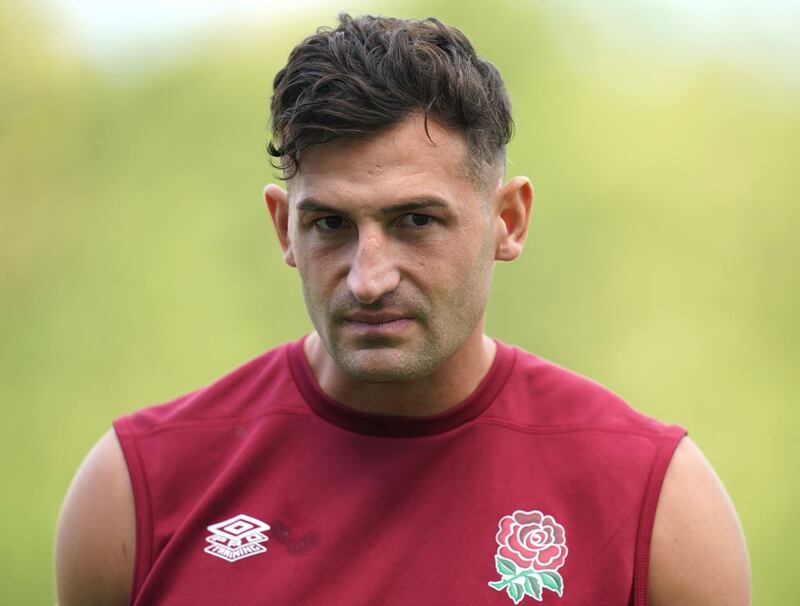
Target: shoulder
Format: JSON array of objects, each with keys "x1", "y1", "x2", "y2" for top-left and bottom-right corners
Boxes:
[
  {"x1": 499, "y1": 344, "x2": 679, "y2": 434},
  {"x1": 56, "y1": 429, "x2": 134, "y2": 606},
  {"x1": 122, "y1": 341, "x2": 299, "y2": 432},
  {"x1": 648, "y1": 437, "x2": 751, "y2": 605}
]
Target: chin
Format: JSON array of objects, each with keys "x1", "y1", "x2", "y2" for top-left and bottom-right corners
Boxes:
[{"x1": 334, "y1": 347, "x2": 436, "y2": 383}]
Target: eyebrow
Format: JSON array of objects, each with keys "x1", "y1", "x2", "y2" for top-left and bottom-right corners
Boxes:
[{"x1": 295, "y1": 197, "x2": 451, "y2": 216}]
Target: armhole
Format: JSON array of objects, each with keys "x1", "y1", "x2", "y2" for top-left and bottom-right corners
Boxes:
[
  {"x1": 113, "y1": 417, "x2": 154, "y2": 604},
  {"x1": 631, "y1": 425, "x2": 687, "y2": 606}
]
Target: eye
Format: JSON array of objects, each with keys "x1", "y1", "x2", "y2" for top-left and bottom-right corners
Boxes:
[
  {"x1": 397, "y1": 214, "x2": 434, "y2": 228},
  {"x1": 314, "y1": 216, "x2": 350, "y2": 231}
]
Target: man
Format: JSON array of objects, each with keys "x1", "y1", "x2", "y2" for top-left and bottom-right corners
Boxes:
[{"x1": 56, "y1": 14, "x2": 750, "y2": 605}]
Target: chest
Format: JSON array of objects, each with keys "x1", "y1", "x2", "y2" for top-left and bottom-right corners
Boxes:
[{"x1": 133, "y1": 422, "x2": 653, "y2": 605}]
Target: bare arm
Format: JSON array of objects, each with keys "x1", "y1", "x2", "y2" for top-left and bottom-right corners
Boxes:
[
  {"x1": 55, "y1": 429, "x2": 135, "y2": 606},
  {"x1": 648, "y1": 437, "x2": 751, "y2": 605}
]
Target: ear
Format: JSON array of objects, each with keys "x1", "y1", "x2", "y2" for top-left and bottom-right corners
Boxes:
[
  {"x1": 264, "y1": 184, "x2": 296, "y2": 267},
  {"x1": 494, "y1": 176, "x2": 533, "y2": 261}
]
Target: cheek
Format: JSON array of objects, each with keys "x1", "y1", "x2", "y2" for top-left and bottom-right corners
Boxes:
[
  {"x1": 295, "y1": 242, "x2": 348, "y2": 297},
  {"x1": 411, "y1": 243, "x2": 493, "y2": 316},
  {"x1": 296, "y1": 260, "x2": 334, "y2": 312},
  {"x1": 406, "y1": 251, "x2": 458, "y2": 295},
  {"x1": 418, "y1": 224, "x2": 492, "y2": 276}
]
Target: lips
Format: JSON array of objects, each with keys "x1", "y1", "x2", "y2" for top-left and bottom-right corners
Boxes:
[
  {"x1": 339, "y1": 311, "x2": 416, "y2": 338},
  {"x1": 344, "y1": 311, "x2": 411, "y2": 324}
]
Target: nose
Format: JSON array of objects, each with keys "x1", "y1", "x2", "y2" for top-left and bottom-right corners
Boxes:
[{"x1": 346, "y1": 227, "x2": 400, "y2": 304}]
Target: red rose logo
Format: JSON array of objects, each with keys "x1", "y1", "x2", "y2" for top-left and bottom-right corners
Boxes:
[
  {"x1": 489, "y1": 509, "x2": 567, "y2": 602},
  {"x1": 496, "y1": 509, "x2": 568, "y2": 572}
]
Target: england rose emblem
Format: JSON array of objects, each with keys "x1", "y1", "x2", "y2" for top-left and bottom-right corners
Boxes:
[{"x1": 488, "y1": 509, "x2": 567, "y2": 603}]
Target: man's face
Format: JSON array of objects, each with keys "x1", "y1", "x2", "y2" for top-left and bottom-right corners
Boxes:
[{"x1": 279, "y1": 115, "x2": 501, "y2": 382}]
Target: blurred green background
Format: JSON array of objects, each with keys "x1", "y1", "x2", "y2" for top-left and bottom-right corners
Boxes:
[{"x1": 2, "y1": 0, "x2": 797, "y2": 602}]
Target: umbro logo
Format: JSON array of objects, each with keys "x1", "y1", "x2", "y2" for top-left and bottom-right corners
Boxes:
[{"x1": 204, "y1": 514, "x2": 271, "y2": 562}]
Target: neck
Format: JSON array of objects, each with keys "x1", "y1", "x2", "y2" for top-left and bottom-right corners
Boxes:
[{"x1": 303, "y1": 326, "x2": 497, "y2": 417}]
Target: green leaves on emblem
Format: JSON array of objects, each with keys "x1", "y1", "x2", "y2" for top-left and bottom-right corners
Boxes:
[
  {"x1": 507, "y1": 581, "x2": 524, "y2": 604},
  {"x1": 488, "y1": 557, "x2": 565, "y2": 603},
  {"x1": 522, "y1": 574, "x2": 543, "y2": 600},
  {"x1": 495, "y1": 556, "x2": 517, "y2": 576},
  {"x1": 539, "y1": 570, "x2": 564, "y2": 596}
]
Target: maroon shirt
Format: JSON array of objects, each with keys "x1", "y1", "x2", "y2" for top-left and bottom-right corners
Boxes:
[{"x1": 114, "y1": 338, "x2": 685, "y2": 605}]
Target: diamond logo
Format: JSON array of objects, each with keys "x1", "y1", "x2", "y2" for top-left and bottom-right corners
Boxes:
[{"x1": 204, "y1": 514, "x2": 271, "y2": 563}]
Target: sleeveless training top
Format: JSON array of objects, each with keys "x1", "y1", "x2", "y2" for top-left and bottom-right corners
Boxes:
[{"x1": 113, "y1": 338, "x2": 685, "y2": 605}]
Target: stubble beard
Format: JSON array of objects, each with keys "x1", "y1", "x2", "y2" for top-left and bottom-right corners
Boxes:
[
  {"x1": 301, "y1": 230, "x2": 496, "y2": 385},
  {"x1": 303, "y1": 274, "x2": 492, "y2": 386},
  {"x1": 309, "y1": 292, "x2": 444, "y2": 384}
]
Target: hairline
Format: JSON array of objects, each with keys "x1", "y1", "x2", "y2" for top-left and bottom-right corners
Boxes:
[{"x1": 280, "y1": 115, "x2": 506, "y2": 196}]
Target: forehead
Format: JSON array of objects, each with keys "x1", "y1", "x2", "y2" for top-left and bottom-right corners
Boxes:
[{"x1": 288, "y1": 115, "x2": 478, "y2": 207}]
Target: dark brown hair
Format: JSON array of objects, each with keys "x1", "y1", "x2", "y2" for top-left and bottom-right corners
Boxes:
[{"x1": 268, "y1": 13, "x2": 513, "y2": 183}]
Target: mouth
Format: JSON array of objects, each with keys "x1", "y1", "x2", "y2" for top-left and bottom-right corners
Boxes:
[
  {"x1": 341, "y1": 312, "x2": 415, "y2": 337},
  {"x1": 345, "y1": 311, "x2": 411, "y2": 324}
]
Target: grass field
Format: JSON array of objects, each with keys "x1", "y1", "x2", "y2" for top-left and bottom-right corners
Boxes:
[{"x1": 2, "y1": 1, "x2": 798, "y2": 602}]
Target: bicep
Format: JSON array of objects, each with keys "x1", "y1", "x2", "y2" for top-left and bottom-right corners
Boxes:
[
  {"x1": 648, "y1": 437, "x2": 751, "y2": 606},
  {"x1": 55, "y1": 429, "x2": 135, "y2": 606}
]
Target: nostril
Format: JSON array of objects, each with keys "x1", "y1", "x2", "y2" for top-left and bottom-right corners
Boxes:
[{"x1": 346, "y1": 265, "x2": 400, "y2": 304}]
